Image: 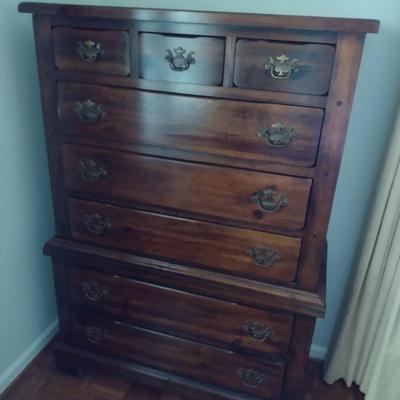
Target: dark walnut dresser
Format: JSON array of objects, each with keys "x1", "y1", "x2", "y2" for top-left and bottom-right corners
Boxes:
[{"x1": 20, "y1": 3, "x2": 378, "y2": 399}]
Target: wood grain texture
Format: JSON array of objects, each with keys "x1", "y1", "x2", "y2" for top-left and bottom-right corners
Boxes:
[
  {"x1": 31, "y1": 14, "x2": 71, "y2": 236},
  {"x1": 68, "y1": 266, "x2": 294, "y2": 357},
  {"x1": 1, "y1": 342, "x2": 364, "y2": 400},
  {"x1": 139, "y1": 33, "x2": 225, "y2": 85},
  {"x1": 43, "y1": 238, "x2": 326, "y2": 318},
  {"x1": 234, "y1": 40, "x2": 335, "y2": 95},
  {"x1": 55, "y1": 70, "x2": 328, "y2": 108},
  {"x1": 58, "y1": 82, "x2": 324, "y2": 167},
  {"x1": 18, "y1": 2, "x2": 379, "y2": 33},
  {"x1": 62, "y1": 144, "x2": 312, "y2": 231},
  {"x1": 53, "y1": 27, "x2": 130, "y2": 75},
  {"x1": 296, "y1": 33, "x2": 367, "y2": 291},
  {"x1": 68, "y1": 198, "x2": 302, "y2": 283},
  {"x1": 70, "y1": 312, "x2": 285, "y2": 399},
  {"x1": 19, "y1": 6, "x2": 377, "y2": 399}
]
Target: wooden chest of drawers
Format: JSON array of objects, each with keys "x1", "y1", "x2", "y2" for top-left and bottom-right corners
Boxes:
[{"x1": 20, "y1": 3, "x2": 378, "y2": 399}]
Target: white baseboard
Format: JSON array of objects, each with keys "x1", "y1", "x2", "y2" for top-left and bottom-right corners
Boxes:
[
  {"x1": 0, "y1": 319, "x2": 59, "y2": 395},
  {"x1": 310, "y1": 344, "x2": 328, "y2": 360}
]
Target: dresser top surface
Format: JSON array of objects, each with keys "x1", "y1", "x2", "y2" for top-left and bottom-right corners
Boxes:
[{"x1": 19, "y1": 2, "x2": 379, "y2": 34}]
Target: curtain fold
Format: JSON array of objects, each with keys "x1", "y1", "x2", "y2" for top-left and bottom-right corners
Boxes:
[{"x1": 324, "y1": 107, "x2": 400, "y2": 400}]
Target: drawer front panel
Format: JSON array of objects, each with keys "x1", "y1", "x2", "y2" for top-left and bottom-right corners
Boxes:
[
  {"x1": 70, "y1": 313, "x2": 285, "y2": 398},
  {"x1": 68, "y1": 198, "x2": 301, "y2": 283},
  {"x1": 139, "y1": 33, "x2": 225, "y2": 86},
  {"x1": 58, "y1": 82, "x2": 324, "y2": 167},
  {"x1": 69, "y1": 266, "x2": 294, "y2": 355},
  {"x1": 53, "y1": 28, "x2": 130, "y2": 76},
  {"x1": 63, "y1": 144, "x2": 312, "y2": 231},
  {"x1": 234, "y1": 39, "x2": 335, "y2": 95}
]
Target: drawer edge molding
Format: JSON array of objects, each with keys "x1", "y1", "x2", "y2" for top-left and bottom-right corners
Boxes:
[{"x1": 43, "y1": 237, "x2": 326, "y2": 317}]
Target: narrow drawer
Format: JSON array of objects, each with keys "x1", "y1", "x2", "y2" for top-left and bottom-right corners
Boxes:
[
  {"x1": 139, "y1": 33, "x2": 225, "y2": 86},
  {"x1": 62, "y1": 144, "x2": 312, "y2": 231},
  {"x1": 52, "y1": 27, "x2": 130, "y2": 76},
  {"x1": 234, "y1": 39, "x2": 335, "y2": 95},
  {"x1": 68, "y1": 198, "x2": 301, "y2": 283},
  {"x1": 70, "y1": 312, "x2": 285, "y2": 399},
  {"x1": 69, "y1": 266, "x2": 294, "y2": 355},
  {"x1": 58, "y1": 82, "x2": 324, "y2": 167}
]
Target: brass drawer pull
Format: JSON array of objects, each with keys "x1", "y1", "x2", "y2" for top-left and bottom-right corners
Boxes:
[
  {"x1": 75, "y1": 99, "x2": 105, "y2": 124},
  {"x1": 251, "y1": 187, "x2": 288, "y2": 217},
  {"x1": 258, "y1": 122, "x2": 297, "y2": 148},
  {"x1": 242, "y1": 321, "x2": 274, "y2": 342},
  {"x1": 77, "y1": 40, "x2": 104, "y2": 62},
  {"x1": 82, "y1": 214, "x2": 111, "y2": 235},
  {"x1": 165, "y1": 47, "x2": 196, "y2": 71},
  {"x1": 265, "y1": 54, "x2": 300, "y2": 80},
  {"x1": 82, "y1": 281, "x2": 108, "y2": 302},
  {"x1": 84, "y1": 326, "x2": 109, "y2": 344},
  {"x1": 79, "y1": 160, "x2": 107, "y2": 182},
  {"x1": 237, "y1": 368, "x2": 267, "y2": 389},
  {"x1": 246, "y1": 246, "x2": 281, "y2": 268}
]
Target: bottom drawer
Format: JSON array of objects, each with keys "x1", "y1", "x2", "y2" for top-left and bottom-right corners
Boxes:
[{"x1": 70, "y1": 313, "x2": 285, "y2": 399}]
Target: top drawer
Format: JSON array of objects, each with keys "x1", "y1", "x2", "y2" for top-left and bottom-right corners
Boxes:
[
  {"x1": 139, "y1": 33, "x2": 225, "y2": 86},
  {"x1": 52, "y1": 27, "x2": 130, "y2": 76},
  {"x1": 234, "y1": 39, "x2": 335, "y2": 95}
]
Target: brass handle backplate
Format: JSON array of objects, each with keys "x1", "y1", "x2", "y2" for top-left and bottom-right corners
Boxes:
[
  {"x1": 82, "y1": 281, "x2": 108, "y2": 302},
  {"x1": 242, "y1": 321, "x2": 274, "y2": 342},
  {"x1": 258, "y1": 122, "x2": 297, "y2": 148},
  {"x1": 246, "y1": 246, "x2": 281, "y2": 268},
  {"x1": 82, "y1": 214, "x2": 111, "y2": 235},
  {"x1": 265, "y1": 54, "x2": 300, "y2": 80},
  {"x1": 74, "y1": 99, "x2": 105, "y2": 124},
  {"x1": 79, "y1": 160, "x2": 107, "y2": 182},
  {"x1": 165, "y1": 47, "x2": 196, "y2": 71},
  {"x1": 237, "y1": 368, "x2": 267, "y2": 389},
  {"x1": 250, "y1": 187, "x2": 288, "y2": 218},
  {"x1": 84, "y1": 326, "x2": 109, "y2": 344},
  {"x1": 77, "y1": 40, "x2": 104, "y2": 62}
]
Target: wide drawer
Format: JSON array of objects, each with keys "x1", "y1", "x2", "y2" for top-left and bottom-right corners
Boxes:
[
  {"x1": 139, "y1": 33, "x2": 225, "y2": 86},
  {"x1": 58, "y1": 82, "x2": 324, "y2": 167},
  {"x1": 234, "y1": 39, "x2": 335, "y2": 95},
  {"x1": 62, "y1": 144, "x2": 312, "y2": 231},
  {"x1": 53, "y1": 27, "x2": 130, "y2": 76},
  {"x1": 68, "y1": 198, "x2": 301, "y2": 283},
  {"x1": 70, "y1": 312, "x2": 285, "y2": 398},
  {"x1": 68, "y1": 266, "x2": 294, "y2": 355}
]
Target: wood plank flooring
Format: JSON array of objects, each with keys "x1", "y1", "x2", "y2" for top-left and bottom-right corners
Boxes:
[{"x1": 1, "y1": 343, "x2": 363, "y2": 400}]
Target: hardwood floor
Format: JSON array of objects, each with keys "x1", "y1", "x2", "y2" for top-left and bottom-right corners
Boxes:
[{"x1": 1, "y1": 343, "x2": 363, "y2": 400}]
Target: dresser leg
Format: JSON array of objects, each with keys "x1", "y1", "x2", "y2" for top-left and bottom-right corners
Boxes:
[
  {"x1": 282, "y1": 315, "x2": 316, "y2": 400},
  {"x1": 54, "y1": 347, "x2": 86, "y2": 378}
]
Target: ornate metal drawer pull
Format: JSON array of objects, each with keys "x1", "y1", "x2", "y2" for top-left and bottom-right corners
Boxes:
[
  {"x1": 74, "y1": 99, "x2": 105, "y2": 124},
  {"x1": 84, "y1": 326, "x2": 109, "y2": 344},
  {"x1": 265, "y1": 54, "x2": 300, "y2": 80},
  {"x1": 250, "y1": 187, "x2": 288, "y2": 217},
  {"x1": 258, "y1": 122, "x2": 297, "y2": 148},
  {"x1": 79, "y1": 160, "x2": 107, "y2": 182},
  {"x1": 242, "y1": 321, "x2": 274, "y2": 342},
  {"x1": 82, "y1": 214, "x2": 111, "y2": 235},
  {"x1": 237, "y1": 368, "x2": 267, "y2": 389},
  {"x1": 77, "y1": 40, "x2": 104, "y2": 62},
  {"x1": 246, "y1": 246, "x2": 281, "y2": 268},
  {"x1": 165, "y1": 47, "x2": 196, "y2": 71},
  {"x1": 82, "y1": 281, "x2": 108, "y2": 302}
]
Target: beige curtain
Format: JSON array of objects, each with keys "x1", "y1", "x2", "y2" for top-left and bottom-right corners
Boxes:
[{"x1": 324, "y1": 108, "x2": 400, "y2": 399}]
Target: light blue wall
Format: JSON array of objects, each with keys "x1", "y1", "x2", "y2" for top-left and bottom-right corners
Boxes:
[
  {"x1": 1, "y1": 0, "x2": 399, "y2": 382},
  {"x1": 0, "y1": 1, "x2": 57, "y2": 381}
]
